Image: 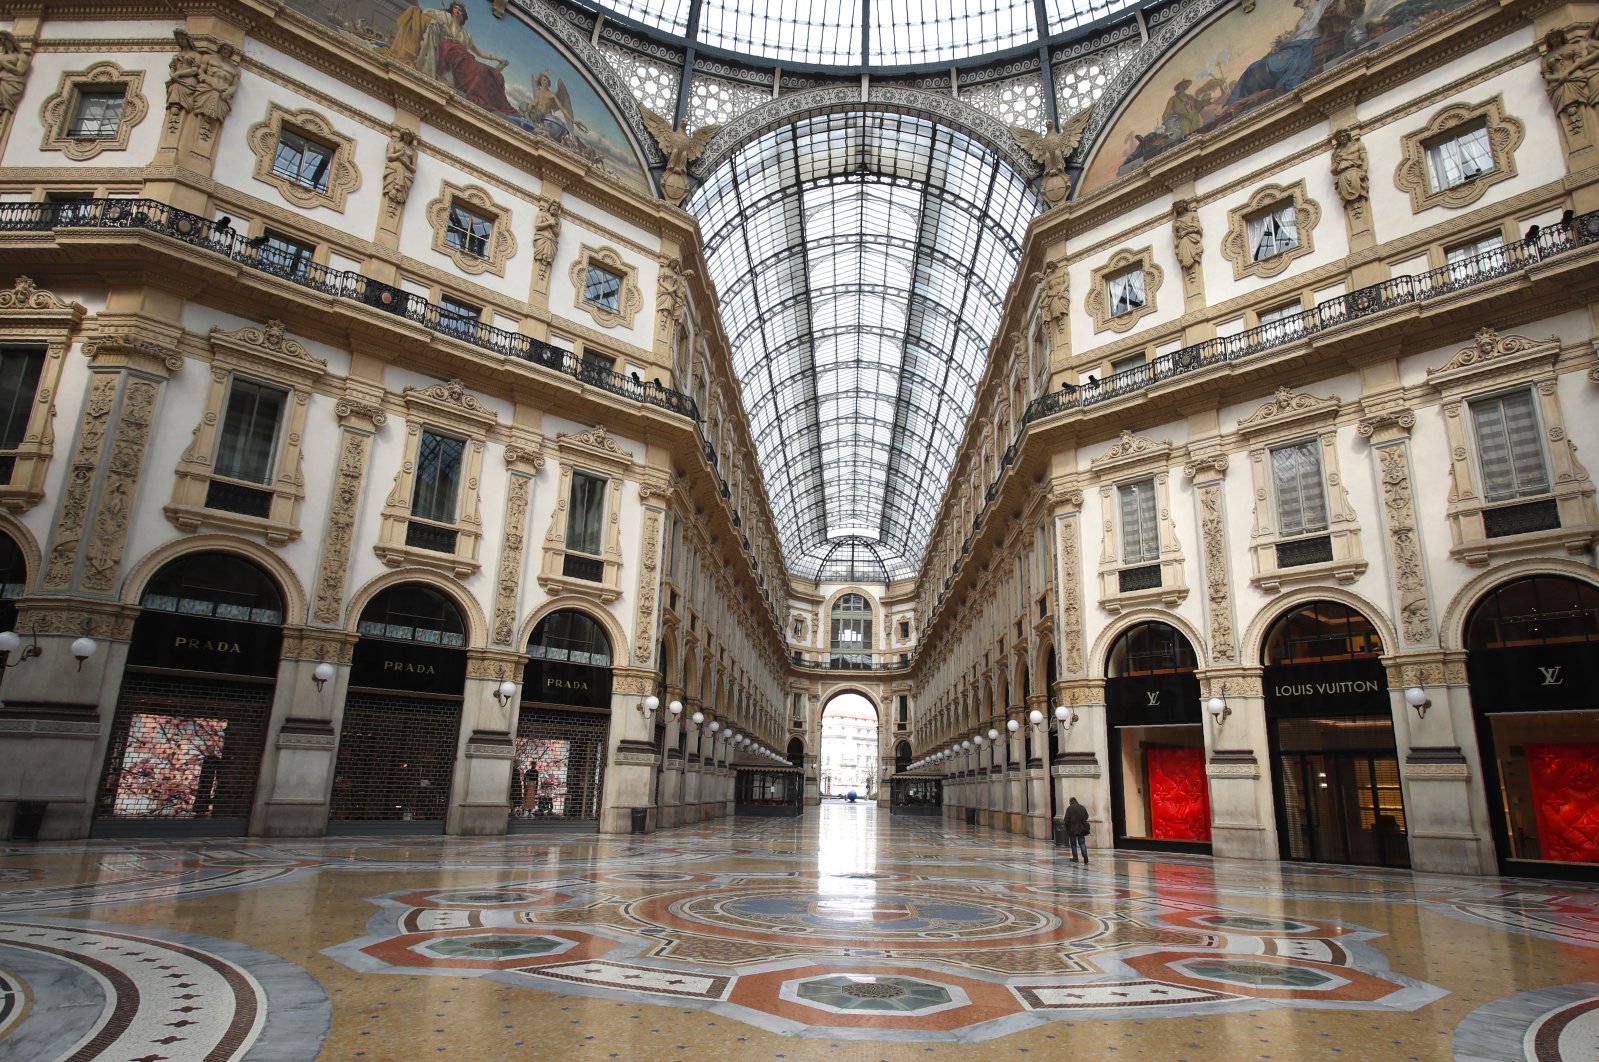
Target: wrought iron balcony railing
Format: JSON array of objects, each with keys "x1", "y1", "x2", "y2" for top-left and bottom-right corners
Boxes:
[
  {"x1": 1, "y1": 198, "x2": 700, "y2": 421},
  {"x1": 789, "y1": 652, "x2": 913, "y2": 672}
]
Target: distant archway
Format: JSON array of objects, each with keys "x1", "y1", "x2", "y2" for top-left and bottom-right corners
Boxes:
[{"x1": 819, "y1": 692, "x2": 878, "y2": 799}]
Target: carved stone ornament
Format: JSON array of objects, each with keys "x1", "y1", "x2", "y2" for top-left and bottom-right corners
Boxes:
[
  {"x1": 531, "y1": 199, "x2": 561, "y2": 281},
  {"x1": 211, "y1": 319, "x2": 326, "y2": 370},
  {"x1": 382, "y1": 127, "x2": 417, "y2": 211},
  {"x1": 491, "y1": 474, "x2": 532, "y2": 647},
  {"x1": 1172, "y1": 198, "x2": 1204, "y2": 277},
  {"x1": 1331, "y1": 127, "x2": 1370, "y2": 218},
  {"x1": 1394, "y1": 96, "x2": 1524, "y2": 213},
  {"x1": 1011, "y1": 108, "x2": 1092, "y2": 207},
  {"x1": 168, "y1": 30, "x2": 239, "y2": 126},
  {"x1": 404, "y1": 378, "x2": 494, "y2": 418},
  {"x1": 556, "y1": 425, "x2": 631, "y2": 460},
  {"x1": 40, "y1": 61, "x2": 148, "y2": 161},
  {"x1": 656, "y1": 256, "x2": 690, "y2": 331},
  {"x1": 1356, "y1": 406, "x2": 1416, "y2": 440},
  {"x1": 1035, "y1": 260, "x2": 1069, "y2": 334},
  {"x1": 1182, "y1": 452, "x2": 1230, "y2": 480},
  {"x1": 569, "y1": 244, "x2": 643, "y2": 329},
  {"x1": 0, "y1": 275, "x2": 77, "y2": 312},
  {"x1": 1541, "y1": 27, "x2": 1599, "y2": 142},
  {"x1": 1220, "y1": 180, "x2": 1322, "y2": 281},
  {"x1": 426, "y1": 181, "x2": 517, "y2": 277},
  {"x1": 0, "y1": 31, "x2": 30, "y2": 119},
  {"x1": 1197, "y1": 483, "x2": 1236, "y2": 661},
  {"x1": 1057, "y1": 512, "x2": 1085, "y2": 676},
  {"x1": 639, "y1": 106, "x2": 720, "y2": 206},
  {"x1": 335, "y1": 396, "x2": 388, "y2": 427},
  {"x1": 1090, "y1": 430, "x2": 1172, "y2": 469},
  {"x1": 1428, "y1": 327, "x2": 1544, "y2": 376},
  {"x1": 633, "y1": 508, "x2": 663, "y2": 665},
  {"x1": 247, "y1": 103, "x2": 361, "y2": 211},
  {"x1": 1377, "y1": 443, "x2": 1433, "y2": 644},
  {"x1": 1085, "y1": 246, "x2": 1163, "y2": 335},
  {"x1": 312, "y1": 429, "x2": 371, "y2": 624},
  {"x1": 1236, "y1": 387, "x2": 1340, "y2": 434}
]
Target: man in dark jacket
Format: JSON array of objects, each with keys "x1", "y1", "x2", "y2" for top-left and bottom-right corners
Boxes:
[{"x1": 1063, "y1": 797, "x2": 1091, "y2": 864}]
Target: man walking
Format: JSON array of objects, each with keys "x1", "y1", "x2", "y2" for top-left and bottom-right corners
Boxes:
[{"x1": 1064, "y1": 796, "x2": 1091, "y2": 864}]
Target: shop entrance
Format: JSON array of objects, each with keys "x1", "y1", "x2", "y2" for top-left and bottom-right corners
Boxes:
[{"x1": 511, "y1": 610, "x2": 613, "y2": 829}]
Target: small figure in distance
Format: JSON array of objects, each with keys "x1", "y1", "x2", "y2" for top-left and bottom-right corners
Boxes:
[{"x1": 1064, "y1": 796, "x2": 1091, "y2": 864}]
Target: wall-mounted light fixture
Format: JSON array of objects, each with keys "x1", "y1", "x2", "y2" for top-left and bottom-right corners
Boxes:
[
  {"x1": 986, "y1": 727, "x2": 1000, "y2": 741},
  {"x1": 639, "y1": 694, "x2": 683, "y2": 720},
  {"x1": 1005, "y1": 717, "x2": 1020, "y2": 733},
  {"x1": 494, "y1": 678, "x2": 520, "y2": 709},
  {"x1": 1028, "y1": 708, "x2": 1045, "y2": 726},
  {"x1": 1205, "y1": 684, "x2": 1231, "y2": 724},
  {"x1": 1054, "y1": 704, "x2": 1077, "y2": 729},
  {"x1": 0, "y1": 629, "x2": 42, "y2": 669},
  {"x1": 1404, "y1": 686, "x2": 1431, "y2": 719},
  {"x1": 312, "y1": 660, "x2": 335, "y2": 692}
]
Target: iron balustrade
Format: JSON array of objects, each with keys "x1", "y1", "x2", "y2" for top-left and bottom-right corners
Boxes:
[
  {"x1": 790, "y1": 654, "x2": 913, "y2": 672},
  {"x1": 1, "y1": 197, "x2": 700, "y2": 421}
]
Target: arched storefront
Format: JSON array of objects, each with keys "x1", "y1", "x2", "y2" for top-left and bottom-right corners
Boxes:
[
  {"x1": 1465, "y1": 575, "x2": 1599, "y2": 877},
  {"x1": 510, "y1": 610, "x2": 613, "y2": 829},
  {"x1": 1262, "y1": 601, "x2": 1406, "y2": 868},
  {"x1": 94, "y1": 551, "x2": 285, "y2": 835},
  {"x1": 1104, "y1": 622, "x2": 1207, "y2": 850},
  {"x1": 0, "y1": 531, "x2": 26, "y2": 675},
  {"x1": 331, "y1": 584, "x2": 468, "y2": 830}
]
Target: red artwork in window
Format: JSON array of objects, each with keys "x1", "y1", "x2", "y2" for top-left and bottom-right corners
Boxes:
[
  {"x1": 1146, "y1": 745, "x2": 1212, "y2": 842},
  {"x1": 1525, "y1": 743, "x2": 1599, "y2": 864}
]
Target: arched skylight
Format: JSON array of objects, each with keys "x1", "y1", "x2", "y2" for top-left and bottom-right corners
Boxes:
[
  {"x1": 590, "y1": 0, "x2": 1143, "y2": 67},
  {"x1": 688, "y1": 111, "x2": 1035, "y2": 582}
]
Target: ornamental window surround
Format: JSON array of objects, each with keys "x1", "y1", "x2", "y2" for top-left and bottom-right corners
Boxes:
[
  {"x1": 39, "y1": 61, "x2": 149, "y2": 161},
  {"x1": 569, "y1": 245, "x2": 643, "y2": 329},
  {"x1": 1236, "y1": 389, "x2": 1365, "y2": 593},
  {"x1": 426, "y1": 181, "x2": 517, "y2": 276},
  {"x1": 246, "y1": 104, "x2": 361, "y2": 212},
  {"x1": 1424, "y1": 329, "x2": 1597, "y2": 564},
  {"x1": 1222, "y1": 181, "x2": 1321, "y2": 281},
  {"x1": 0, "y1": 278, "x2": 83, "y2": 513},
  {"x1": 166, "y1": 321, "x2": 326, "y2": 544},
  {"x1": 1086, "y1": 247, "x2": 1162, "y2": 335},
  {"x1": 1088, "y1": 432, "x2": 1186, "y2": 613},
  {"x1": 1395, "y1": 97, "x2": 1523, "y2": 213},
  {"x1": 375, "y1": 380, "x2": 496, "y2": 577},
  {"x1": 538, "y1": 428, "x2": 633, "y2": 603}
]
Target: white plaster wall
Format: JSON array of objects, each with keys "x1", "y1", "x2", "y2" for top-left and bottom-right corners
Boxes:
[
  {"x1": 1196, "y1": 151, "x2": 1349, "y2": 299},
  {"x1": 1, "y1": 49, "x2": 164, "y2": 169},
  {"x1": 547, "y1": 216, "x2": 659, "y2": 352}
]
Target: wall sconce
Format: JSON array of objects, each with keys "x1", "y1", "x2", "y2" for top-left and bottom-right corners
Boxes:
[
  {"x1": 961, "y1": 739, "x2": 972, "y2": 750},
  {"x1": 1404, "y1": 686, "x2": 1431, "y2": 719},
  {"x1": 1005, "y1": 718, "x2": 1020, "y2": 734},
  {"x1": 986, "y1": 727, "x2": 1000, "y2": 741},
  {"x1": 1028, "y1": 708, "x2": 1045, "y2": 726},
  {"x1": 639, "y1": 694, "x2": 683, "y2": 719},
  {"x1": 708, "y1": 720, "x2": 720, "y2": 733},
  {"x1": 1054, "y1": 704, "x2": 1078, "y2": 729},
  {"x1": 494, "y1": 678, "x2": 520, "y2": 708},
  {"x1": 0, "y1": 629, "x2": 42, "y2": 668},
  {"x1": 1205, "y1": 685, "x2": 1231, "y2": 724},
  {"x1": 973, "y1": 734, "x2": 985, "y2": 747},
  {"x1": 690, "y1": 710, "x2": 704, "y2": 726},
  {"x1": 312, "y1": 660, "x2": 335, "y2": 692}
]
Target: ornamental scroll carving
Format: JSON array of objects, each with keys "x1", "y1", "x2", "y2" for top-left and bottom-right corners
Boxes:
[
  {"x1": 1197, "y1": 483, "x2": 1236, "y2": 662},
  {"x1": 43, "y1": 373, "x2": 118, "y2": 588},
  {"x1": 0, "y1": 275, "x2": 75, "y2": 312},
  {"x1": 82, "y1": 377, "x2": 159, "y2": 592},
  {"x1": 312, "y1": 429, "x2": 372, "y2": 625},
  {"x1": 1377, "y1": 444, "x2": 1433, "y2": 644},
  {"x1": 634, "y1": 508, "x2": 662, "y2": 666},
  {"x1": 555, "y1": 425, "x2": 630, "y2": 459},
  {"x1": 1236, "y1": 387, "x2": 1339, "y2": 430},
  {"x1": 1057, "y1": 512, "x2": 1085, "y2": 676},
  {"x1": 491, "y1": 473, "x2": 532, "y2": 647},
  {"x1": 1428, "y1": 327, "x2": 1545, "y2": 376},
  {"x1": 404, "y1": 378, "x2": 493, "y2": 415},
  {"x1": 1091, "y1": 430, "x2": 1172, "y2": 468}
]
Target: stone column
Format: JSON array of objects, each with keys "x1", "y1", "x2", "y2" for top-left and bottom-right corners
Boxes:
[
  {"x1": 1006, "y1": 716, "x2": 1026, "y2": 834},
  {"x1": 1053, "y1": 679, "x2": 1109, "y2": 849},
  {"x1": 1026, "y1": 694, "x2": 1052, "y2": 839},
  {"x1": 658, "y1": 686, "x2": 685, "y2": 828},
  {"x1": 682, "y1": 710, "x2": 702, "y2": 822},
  {"x1": 251, "y1": 628, "x2": 358, "y2": 836},
  {"x1": 446, "y1": 649, "x2": 528, "y2": 836},
  {"x1": 1202, "y1": 667, "x2": 1277, "y2": 860},
  {"x1": 600, "y1": 667, "x2": 661, "y2": 834}
]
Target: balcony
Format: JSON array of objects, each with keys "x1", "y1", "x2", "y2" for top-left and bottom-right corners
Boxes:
[
  {"x1": 0, "y1": 198, "x2": 700, "y2": 420},
  {"x1": 790, "y1": 653, "x2": 913, "y2": 672}
]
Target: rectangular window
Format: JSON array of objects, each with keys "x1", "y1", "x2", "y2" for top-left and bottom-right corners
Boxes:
[
  {"x1": 1470, "y1": 390, "x2": 1550, "y2": 502},
  {"x1": 1271, "y1": 440, "x2": 1329, "y2": 536},
  {"x1": 445, "y1": 202, "x2": 494, "y2": 258},
  {"x1": 585, "y1": 265, "x2": 623, "y2": 311},
  {"x1": 438, "y1": 295, "x2": 480, "y2": 338},
  {"x1": 1258, "y1": 301, "x2": 1305, "y2": 340},
  {"x1": 1247, "y1": 203, "x2": 1299, "y2": 261},
  {"x1": 580, "y1": 351, "x2": 615, "y2": 382},
  {"x1": 1119, "y1": 477, "x2": 1159, "y2": 563},
  {"x1": 1106, "y1": 267, "x2": 1145, "y2": 317},
  {"x1": 271, "y1": 128, "x2": 334, "y2": 192},
  {"x1": 1426, "y1": 124, "x2": 1493, "y2": 193},
  {"x1": 1445, "y1": 233, "x2": 1505, "y2": 284},
  {"x1": 0, "y1": 346, "x2": 45, "y2": 454},
  {"x1": 566, "y1": 471, "x2": 607, "y2": 555},
  {"x1": 69, "y1": 91, "x2": 125, "y2": 137},
  {"x1": 410, "y1": 430, "x2": 465, "y2": 524},
  {"x1": 1110, "y1": 353, "x2": 1146, "y2": 377},
  {"x1": 258, "y1": 231, "x2": 315, "y2": 278},
  {"x1": 213, "y1": 377, "x2": 287, "y2": 485}
]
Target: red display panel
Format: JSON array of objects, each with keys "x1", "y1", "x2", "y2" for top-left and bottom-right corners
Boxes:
[
  {"x1": 1146, "y1": 745, "x2": 1212, "y2": 842},
  {"x1": 1525, "y1": 743, "x2": 1599, "y2": 864}
]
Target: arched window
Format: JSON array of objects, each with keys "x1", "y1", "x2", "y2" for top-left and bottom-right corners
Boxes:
[
  {"x1": 528, "y1": 610, "x2": 612, "y2": 666},
  {"x1": 1466, "y1": 576, "x2": 1599, "y2": 650},
  {"x1": 830, "y1": 592, "x2": 873, "y2": 666},
  {"x1": 894, "y1": 740, "x2": 912, "y2": 773},
  {"x1": 357, "y1": 584, "x2": 465, "y2": 646},
  {"x1": 786, "y1": 736, "x2": 805, "y2": 769},
  {"x1": 0, "y1": 532, "x2": 26, "y2": 643},
  {"x1": 1264, "y1": 602, "x2": 1381, "y2": 664},
  {"x1": 1107, "y1": 622, "x2": 1197, "y2": 677},
  {"x1": 142, "y1": 551, "x2": 284, "y2": 625}
]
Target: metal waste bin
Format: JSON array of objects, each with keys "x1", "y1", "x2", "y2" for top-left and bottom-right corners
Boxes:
[
  {"x1": 11, "y1": 801, "x2": 47, "y2": 841},
  {"x1": 630, "y1": 807, "x2": 648, "y2": 834},
  {"x1": 1053, "y1": 818, "x2": 1068, "y2": 847},
  {"x1": 965, "y1": 807, "x2": 976, "y2": 826}
]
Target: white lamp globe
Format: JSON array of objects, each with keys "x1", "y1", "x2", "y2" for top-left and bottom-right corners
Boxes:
[
  {"x1": 973, "y1": 735, "x2": 985, "y2": 746},
  {"x1": 498, "y1": 679, "x2": 518, "y2": 700},
  {"x1": 1028, "y1": 708, "x2": 1045, "y2": 725},
  {"x1": 643, "y1": 695, "x2": 660, "y2": 712},
  {"x1": 987, "y1": 728, "x2": 999, "y2": 741},
  {"x1": 1404, "y1": 687, "x2": 1428, "y2": 708},
  {"x1": 961, "y1": 739, "x2": 971, "y2": 750},
  {"x1": 1054, "y1": 705, "x2": 1070, "y2": 721},
  {"x1": 691, "y1": 711, "x2": 704, "y2": 725},
  {"x1": 313, "y1": 661, "x2": 336, "y2": 684},
  {"x1": 1006, "y1": 718, "x2": 1020, "y2": 733},
  {"x1": 668, "y1": 700, "x2": 683, "y2": 716},
  {"x1": 709, "y1": 720, "x2": 720, "y2": 732},
  {"x1": 1206, "y1": 696, "x2": 1226, "y2": 717},
  {"x1": 70, "y1": 636, "x2": 97, "y2": 661},
  {"x1": 0, "y1": 631, "x2": 19, "y2": 654}
]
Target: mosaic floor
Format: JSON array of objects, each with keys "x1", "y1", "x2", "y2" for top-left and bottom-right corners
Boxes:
[{"x1": 1, "y1": 806, "x2": 1597, "y2": 1060}]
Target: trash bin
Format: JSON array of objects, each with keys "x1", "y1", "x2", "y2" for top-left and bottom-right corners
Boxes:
[
  {"x1": 1053, "y1": 818, "x2": 1068, "y2": 847},
  {"x1": 630, "y1": 807, "x2": 648, "y2": 834},
  {"x1": 11, "y1": 802, "x2": 47, "y2": 841},
  {"x1": 965, "y1": 807, "x2": 976, "y2": 826}
]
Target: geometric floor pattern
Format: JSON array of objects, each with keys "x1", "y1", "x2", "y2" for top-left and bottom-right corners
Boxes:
[{"x1": 1, "y1": 803, "x2": 1597, "y2": 1058}]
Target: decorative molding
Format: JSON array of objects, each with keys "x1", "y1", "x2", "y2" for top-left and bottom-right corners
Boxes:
[
  {"x1": 1428, "y1": 326, "x2": 1546, "y2": 379},
  {"x1": 569, "y1": 244, "x2": 643, "y2": 330},
  {"x1": 0, "y1": 275, "x2": 79, "y2": 313},
  {"x1": 1197, "y1": 482, "x2": 1236, "y2": 663},
  {"x1": 1220, "y1": 180, "x2": 1322, "y2": 282},
  {"x1": 246, "y1": 102, "x2": 361, "y2": 212},
  {"x1": 425, "y1": 180, "x2": 517, "y2": 277},
  {"x1": 491, "y1": 471, "x2": 533, "y2": 648},
  {"x1": 1089, "y1": 430, "x2": 1172, "y2": 473},
  {"x1": 1375, "y1": 442, "x2": 1433, "y2": 645},
  {"x1": 1206, "y1": 760, "x2": 1261, "y2": 778},
  {"x1": 39, "y1": 60, "x2": 148, "y2": 161},
  {"x1": 1085, "y1": 246, "x2": 1162, "y2": 335},
  {"x1": 1394, "y1": 95, "x2": 1523, "y2": 213},
  {"x1": 312, "y1": 427, "x2": 373, "y2": 625},
  {"x1": 634, "y1": 507, "x2": 663, "y2": 667},
  {"x1": 82, "y1": 376, "x2": 159, "y2": 593},
  {"x1": 375, "y1": 381, "x2": 495, "y2": 577},
  {"x1": 1236, "y1": 387, "x2": 1340, "y2": 436},
  {"x1": 0, "y1": 276, "x2": 83, "y2": 513}
]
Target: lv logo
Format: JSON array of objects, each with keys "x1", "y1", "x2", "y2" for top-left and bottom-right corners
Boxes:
[
  {"x1": 1146, "y1": 691, "x2": 1161, "y2": 706},
  {"x1": 1538, "y1": 666, "x2": 1564, "y2": 686}
]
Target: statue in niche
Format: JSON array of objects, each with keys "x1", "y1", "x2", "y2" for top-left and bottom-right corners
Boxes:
[
  {"x1": 1331, "y1": 126, "x2": 1370, "y2": 216},
  {"x1": 383, "y1": 127, "x2": 418, "y2": 209},
  {"x1": 0, "y1": 32, "x2": 29, "y2": 118},
  {"x1": 641, "y1": 106, "x2": 721, "y2": 206},
  {"x1": 532, "y1": 199, "x2": 561, "y2": 279},
  {"x1": 1011, "y1": 108, "x2": 1092, "y2": 208}
]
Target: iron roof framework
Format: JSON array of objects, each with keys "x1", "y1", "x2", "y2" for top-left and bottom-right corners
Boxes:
[{"x1": 689, "y1": 110, "x2": 1035, "y2": 582}]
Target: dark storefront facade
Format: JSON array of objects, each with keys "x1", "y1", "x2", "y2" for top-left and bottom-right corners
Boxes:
[{"x1": 511, "y1": 610, "x2": 612, "y2": 829}]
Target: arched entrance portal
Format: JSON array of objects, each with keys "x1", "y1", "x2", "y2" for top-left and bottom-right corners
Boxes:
[
  {"x1": 95, "y1": 551, "x2": 285, "y2": 835},
  {"x1": 819, "y1": 693, "x2": 878, "y2": 799},
  {"x1": 331, "y1": 584, "x2": 468, "y2": 831},
  {"x1": 1465, "y1": 575, "x2": 1599, "y2": 876},
  {"x1": 511, "y1": 610, "x2": 613, "y2": 828}
]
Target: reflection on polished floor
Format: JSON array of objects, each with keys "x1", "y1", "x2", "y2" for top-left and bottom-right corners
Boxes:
[{"x1": 2, "y1": 803, "x2": 1597, "y2": 1060}]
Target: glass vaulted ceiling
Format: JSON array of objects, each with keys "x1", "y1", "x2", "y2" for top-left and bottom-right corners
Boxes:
[
  {"x1": 688, "y1": 112, "x2": 1036, "y2": 582},
  {"x1": 595, "y1": 0, "x2": 1142, "y2": 67}
]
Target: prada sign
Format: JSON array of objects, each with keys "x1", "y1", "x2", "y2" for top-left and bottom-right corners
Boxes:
[
  {"x1": 1467, "y1": 644, "x2": 1599, "y2": 713},
  {"x1": 522, "y1": 660, "x2": 611, "y2": 709},
  {"x1": 1106, "y1": 672, "x2": 1201, "y2": 726},
  {"x1": 350, "y1": 639, "x2": 466, "y2": 695},
  {"x1": 1264, "y1": 659, "x2": 1387, "y2": 718},
  {"x1": 131, "y1": 611, "x2": 281, "y2": 678}
]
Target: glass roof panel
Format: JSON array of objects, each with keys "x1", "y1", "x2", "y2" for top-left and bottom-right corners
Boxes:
[
  {"x1": 686, "y1": 110, "x2": 1035, "y2": 582},
  {"x1": 594, "y1": 0, "x2": 692, "y2": 37},
  {"x1": 699, "y1": 0, "x2": 864, "y2": 66}
]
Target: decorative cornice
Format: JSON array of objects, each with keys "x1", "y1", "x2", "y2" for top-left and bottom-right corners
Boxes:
[
  {"x1": 1428, "y1": 327, "x2": 1552, "y2": 377},
  {"x1": 1236, "y1": 387, "x2": 1340, "y2": 436},
  {"x1": 0, "y1": 275, "x2": 82, "y2": 314}
]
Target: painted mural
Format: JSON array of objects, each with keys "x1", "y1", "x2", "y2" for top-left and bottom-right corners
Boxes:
[
  {"x1": 1082, "y1": 0, "x2": 1475, "y2": 190},
  {"x1": 284, "y1": 0, "x2": 649, "y2": 190}
]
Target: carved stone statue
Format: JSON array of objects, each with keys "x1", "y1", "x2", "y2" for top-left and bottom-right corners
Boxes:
[
  {"x1": 1035, "y1": 260, "x2": 1070, "y2": 330},
  {"x1": 1172, "y1": 198, "x2": 1204, "y2": 275},
  {"x1": 1541, "y1": 27, "x2": 1599, "y2": 139},
  {"x1": 657, "y1": 256, "x2": 689, "y2": 329},
  {"x1": 640, "y1": 107, "x2": 721, "y2": 207},
  {"x1": 0, "y1": 31, "x2": 31, "y2": 118},
  {"x1": 170, "y1": 30, "x2": 239, "y2": 125},
  {"x1": 382, "y1": 127, "x2": 418, "y2": 208},
  {"x1": 166, "y1": 33, "x2": 201, "y2": 116},
  {"x1": 1010, "y1": 109, "x2": 1092, "y2": 208},
  {"x1": 1331, "y1": 127, "x2": 1370, "y2": 215},
  {"x1": 532, "y1": 199, "x2": 561, "y2": 279}
]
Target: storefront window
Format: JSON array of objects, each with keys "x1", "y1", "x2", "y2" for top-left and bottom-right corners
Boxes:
[{"x1": 1105, "y1": 623, "x2": 1207, "y2": 847}]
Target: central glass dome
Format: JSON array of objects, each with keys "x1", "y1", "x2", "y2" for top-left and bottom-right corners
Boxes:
[{"x1": 588, "y1": 0, "x2": 1143, "y2": 68}]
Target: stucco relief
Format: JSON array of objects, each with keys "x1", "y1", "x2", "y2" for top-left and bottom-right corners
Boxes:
[
  {"x1": 313, "y1": 429, "x2": 372, "y2": 625},
  {"x1": 1377, "y1": 444, "x2": 1432, "y2": 645},
  {"x1": 82, "y1": 378, "x2": 159, "y2": 592},
  {"x1": 43, "y1": 374, "x2": 118, "y2": 588},
  {"x1": 1197, "y1": 482, "x2": 1236, "y2": 662},
  {"x1": 492, "y1": 473, "x2": 533, "y2": 646},
  {"x1": 634, "y1": 508, "x2": 662, "y2": 666}
]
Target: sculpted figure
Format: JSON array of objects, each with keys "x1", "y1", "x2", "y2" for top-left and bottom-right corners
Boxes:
[
  {"x1": 166, "y1": 33, "x2": 201, "y2": 115},
  {"x1": 170, "y1": 31, "x2": 238, "y2": 124},
  {"x1": 383, "y1": 127, "x2": 418, "y2": 207},
  {"x1": 532, "y1": 199, "x2": 561, "y2": 277},
  {"x1": 1035, "y1": 260, "x2": 1069, "y2": 329},
  {"x1": 1331, "y1": 127, "x2": 1370, "y2": 213},
  {"x1": 1011, "y1": 108, "x2": 1092, "y2": 207},
  {"x1": 1541, "y1": 27, "x2": 1599, "y2": 137},
  {"x1": 0, "y1": 32, "x2": 29, "y2": 118},
  {"x1": 640, "y1": 106, "x2": 720, "y2": 206},
  {"x1": 1172, "y1": 198, "x2": 1204, "y2": 274},
  {"x1": 657, "y1": 256, "x2": 689, "y2": 328}
]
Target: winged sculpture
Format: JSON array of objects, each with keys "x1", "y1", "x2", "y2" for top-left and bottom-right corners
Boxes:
[
  {"x1": 1011, "y1": 108, "x2": 1093, "y2": 208},
  {"x1": 641, "y1": 106, "x2": 721, "y2": 206}
]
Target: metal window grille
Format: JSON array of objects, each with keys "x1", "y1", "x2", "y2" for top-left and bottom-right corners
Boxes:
[
  {"x1": 1483, "y1": 499, "x2": 1561, "y2": 538},
  {"x1": 1276, "y1": 534, "x2": 1334, "y2": 568},
  {"x1": 330, "y1": 692, "x2": 460, "y2": 823}
]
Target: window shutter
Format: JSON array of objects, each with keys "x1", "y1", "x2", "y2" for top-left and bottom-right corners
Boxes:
[
  {"x1": 1272, "y1": 441, "x2": 1327, "y2": 535},
  {"x1": 1472, "y1": 391, "x2": 1550, "y2": 501},
  {"x1": 1120, "y1": 479, "x2": 1158, "y2": 562}
]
